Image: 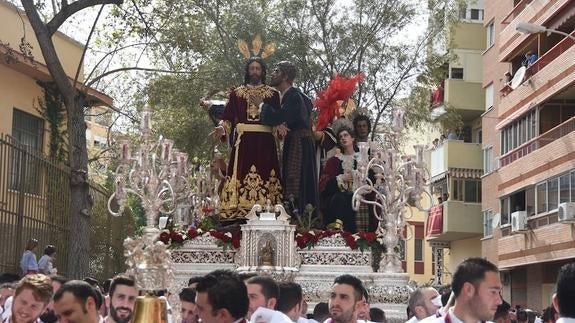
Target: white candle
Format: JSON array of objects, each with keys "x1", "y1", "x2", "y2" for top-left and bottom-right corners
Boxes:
[
  {"x1": 120, "y1": 140, "x2": 130, "y2": 161},
  {"x1": 141, "y1": 108, "x2": 152, "y2": 131},
  {"x1": 162, "y1": 139, "x2": 174, "y2": 162},
  {"x1": 414, "y1": 145, "x2": 424, "y2": 166}
]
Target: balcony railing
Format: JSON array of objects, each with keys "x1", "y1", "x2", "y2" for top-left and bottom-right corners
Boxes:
[
  {"x1": 500, "y1": 30, "x2": 575, "y2": 96},
  {"x1": 500, "y1": 116, "x2": 575, "y2": 167},
  {"x1": 425, "y1": 201, "x2": 483, "y2": 240},
  {"x1": 526, "y1": 30, "x2": 575, "y2": 77},
  {"x1": 502, "y1": 0, "x2": 532, "y2": 25}
]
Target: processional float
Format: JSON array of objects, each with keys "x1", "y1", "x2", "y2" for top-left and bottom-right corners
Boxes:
[{"x1": 108, "y1": 106, "x2": 432, "y2": 323}]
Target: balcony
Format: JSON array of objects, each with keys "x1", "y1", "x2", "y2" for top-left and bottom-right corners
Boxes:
[
  {"x1": 499, "y1": 0, "x2": 572, "y2": 61},
  {"x1": 425, "y1": 200, "x2": 483, "y2": 241},
  {"x1": 526, "y1": 30, "x2": 575, "y2": 78},
  {"x1": 497, "y1": 38, "x2": 575, "y2": 124},
  {"x1": 453, "y1": 22, "x2": 486, "y2": 51},
  {"x1": 500, "y1": 116, "x2": 575, "y2": 167},
  {"x1": 429, "y1": 140, "x2": 483, "y2": 179},
  {"x1": 431, "y1": 79, "x2": 485, "y2": 121}
]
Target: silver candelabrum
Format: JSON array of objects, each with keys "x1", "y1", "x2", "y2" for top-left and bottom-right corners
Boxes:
[
  {"x1": 352, "y1": 109, "x2": 431, "y2": 273},
  {"x1": 187, "y1": 151, "x2": 222, "y2": 228},
  {"x1": 107, "y1": 107, "x2": 189, "y2": 293}
]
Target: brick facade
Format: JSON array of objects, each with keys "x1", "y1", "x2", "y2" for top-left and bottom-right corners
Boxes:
[{"x1": 482, "y1": 0, "x2": 575, "y2": 309}]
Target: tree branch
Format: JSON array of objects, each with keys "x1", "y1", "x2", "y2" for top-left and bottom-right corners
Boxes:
[
  {"x1": 85, "y1": 67, "x2": 192, "y2": 88},
  {"x1": 21, "y1": 0, "x2": 76, "y2": 100},
  {"x1": 74, "y1": 4, "x2": 104, "y2": 88},
  {"x1": 85, "y1": 42, "x2": 159, "y2": 83},
  {"x1": 46, "y1": 0, "x2": 124, "y2": 35}
]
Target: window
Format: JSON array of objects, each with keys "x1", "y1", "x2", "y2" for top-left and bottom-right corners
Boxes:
[
  {"x1": 470, "y1": 9, "x2": 484, "y2": 21},
  {"x1": 501, "y1": 110, "x2": 538, "y2": 155},
  {"x1": 548, "y1": 178, "x2": 559, "y2": 211},
  {"x1": 537, "y1": 182, "x2": 547, "y2": 214},
  {"x1": 486, "y1": 22, "x2": 495, "y2": 49},
  {"x1": 10, "y1": 109, "x2": 44, "y2": 194},
  {"x1": 526, "y1": 187, "x2": 535, "y2": 216},
  {"x1": 483, "y1": 209, "x2": 493, "y2": 237},
  {"x1": 483, "y1": 146, "x2": 495, "y2": 174},
  {"x1": 485, "y1": 83, "x2": 494, "y2": 110},
  {"x1": 453, "y1": 179, "x2": 482, "y2": 203},
  {"x1": 501, "y1": 197, "x2": 510, "y2": 224},
  {"x1": 450, "y1": 67, "x2": 464, "y2": 79},
  {"x1": 12, "y1": 109, "x2": 43, "y2": 151},
  {"x1": 559, "y1": 174, "x2": 570, "y2": 204},
  {"x1": 465, "y1": 180, "x2": 481, "y2": 202},
  {"x1": 414, "y1": 239, "x2": 423, "y2": 261}
]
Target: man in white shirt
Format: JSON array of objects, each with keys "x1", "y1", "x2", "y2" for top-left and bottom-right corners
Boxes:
[
  {"x1": 328, "y1": 274, "x2": 367, "y2": 323},
  {"x1": 406, "y1": 287, "x2": 441, "y2": 323},
  {"x1": 53, "y1": 280, "x2": 101, "y2": 323},
  {"x1": 552, "y1": 262, "x2": 575, "y2": 323},
  {"x1": 5, "y1": 274, "x2": 52, "y2": 323},
  {"x1": 245, "y1": 276, "x2": 279, "y2": 320},
  {"x1": 428, "y1": 258, "x2": 502, "y2": 323},
  {"x1": 104, "y1": 275, "x2": 138, "y2": 323},
  {"x1": 276, "y1": 282, "x2": 303, "y2": 322}
]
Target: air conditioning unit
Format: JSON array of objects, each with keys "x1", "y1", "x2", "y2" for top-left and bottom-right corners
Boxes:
[
  {"x1": 558, "y1": 202, "x2": 575, "y2": 222},
  {"x1": 511, "y1": 211, "x2": 528, "y2": 233}
]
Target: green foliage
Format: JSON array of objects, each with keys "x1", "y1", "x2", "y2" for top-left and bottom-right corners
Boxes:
[
  {"x1": 85, "y1": 0, "x2": 469, "y2": 159},
  {"x1": 93, "y1": 0, "x2": 443, "y2": 148},
  {"x1": 35, "y1": 81, "x2": 67, "y2": 163},
  {"x1": 295, "y1": 204, "x2": 320, "y2": 233},
  {"x1": 128, "y1": 194, "x2": 147, "y2": 235}
]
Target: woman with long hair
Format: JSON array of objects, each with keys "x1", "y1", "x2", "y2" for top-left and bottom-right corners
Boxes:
[{"x1": 319, "y1": 126, "x2": 359, "y2": 232}]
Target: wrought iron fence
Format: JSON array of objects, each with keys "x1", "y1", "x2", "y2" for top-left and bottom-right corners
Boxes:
[{"x1": 0, "y1": 134, "x2": 133, "y2": 281}]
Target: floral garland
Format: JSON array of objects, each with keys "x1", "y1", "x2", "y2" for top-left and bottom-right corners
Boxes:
[
  {"x1": 158, "y1": 227, "x2": 241, "y2": 250},
  {"x1": 159, "y1": 226, "x2": 382, "y2": 253},
  {"x1": 295, "y1": 229, "x2": 382, "y2": 252}
]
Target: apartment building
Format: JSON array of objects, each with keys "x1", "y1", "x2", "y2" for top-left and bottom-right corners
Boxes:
[
  {"x1": 482, "y1": 0, "x2": 575, "y2": 309},
  {"x1": 86, "y1": 106, "x2": 114, "y2": 184},
  {"x1": 425, "y1": 0, "x2": 486, "y2": 283}
]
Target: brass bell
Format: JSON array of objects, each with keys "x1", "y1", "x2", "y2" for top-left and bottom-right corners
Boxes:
[{"x1": 131, "y1": 295, "x2": 168, "y2": 323}]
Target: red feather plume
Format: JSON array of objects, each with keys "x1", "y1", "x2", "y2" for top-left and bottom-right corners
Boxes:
[{"x1": 315, "y1": 74, "x2": 364, "y2": 131}]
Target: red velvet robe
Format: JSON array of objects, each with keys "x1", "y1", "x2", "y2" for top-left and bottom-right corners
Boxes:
[{"x1": 218, "y1": 84, "x2": 282, "y2": 219}]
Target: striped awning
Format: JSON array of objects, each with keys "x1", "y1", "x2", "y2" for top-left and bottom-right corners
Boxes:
[
  {"x1": 430, "y1": 168, "x2": 483, "y2": 183},
  {"x1": 448, "y1": 167, "x2": 484, "y2": 179}
]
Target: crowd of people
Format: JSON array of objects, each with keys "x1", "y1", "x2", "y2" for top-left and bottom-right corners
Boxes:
[
  {"x1": 1, "y1": 253, "x2": 574, "y2": 323},
  {"x1": 405, "y1": 259, "x2": 575, "y2": 323},
  {"x1": 0, "y1": 273, "x2": 138, "y2": 323}
]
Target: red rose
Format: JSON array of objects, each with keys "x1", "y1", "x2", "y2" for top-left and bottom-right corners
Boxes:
[
  {"x1": 187, "y1": 227, "x2": 199, "y2": 239},
  {"x1": 159, "y1": 232, "x2": 170, "y2": 244},
  {"x1": 232, "y1": 231, "x2": 241, "y2": 249},
  {"x1": 344, "y1": 234, "x2": 357, "y2": 250},
  {"x1": 170, "y1": 231, "x2": 184, "y2": 244},
  {"x1": 360, "y1": 231, "x2": 377, "y2": 243}
]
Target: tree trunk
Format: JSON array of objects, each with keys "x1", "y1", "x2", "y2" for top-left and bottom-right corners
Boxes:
[
  {"x1": 66, "y1": 94, "x2": 92, "y2": 279},
  {"x1": 21, "y1": 0, "x2": 93, "y2": 278}
]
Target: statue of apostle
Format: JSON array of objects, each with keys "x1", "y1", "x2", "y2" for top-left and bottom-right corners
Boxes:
[
  {"x1": 259, "y1": 61, "x2": 319, "y2": 218},
  {"x1": 213, "y1": 57, "x2": 283, "y2": 220}
]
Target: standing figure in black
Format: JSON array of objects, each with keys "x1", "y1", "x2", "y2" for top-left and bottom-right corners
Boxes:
[{"x1": 257, "y1": 61, "x2": 318, "y2": 218}]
